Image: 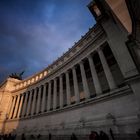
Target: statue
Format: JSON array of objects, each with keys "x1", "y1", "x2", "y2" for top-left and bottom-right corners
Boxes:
[{"x1": 9, "y1": 71, "x2": 25, "y2": 80}]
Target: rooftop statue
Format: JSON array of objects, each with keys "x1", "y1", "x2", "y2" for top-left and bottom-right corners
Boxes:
[{"x1": 9, "y1": 71, "x2": 25, "y2": 80}]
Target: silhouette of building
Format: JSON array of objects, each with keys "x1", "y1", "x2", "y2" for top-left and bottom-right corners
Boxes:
[{"x1": 0, "y1": 0, "x2": 140, "y2": 139}]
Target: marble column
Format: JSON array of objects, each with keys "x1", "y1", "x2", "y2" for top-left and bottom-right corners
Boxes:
[
  {"x1": 79, "y1": 61, "x2": 90, "y2": 99},
  {"x1": 26, "y1": 90, "x2": 33, "y2": 115},
  {"x1": 53, "y1": 78, "x2": 57, "y2": 109},
  {"x1": 72, "y1": 66, "x2": 80, "y2": 103},
  {"x1": 31, "y1": 89, "x2": 37, "y2": 115},
  {"x1": 47, "y1": 81, "x2": 51, "y2": 111},
  {"x1": 13, "y1": 95, "x2": 20, "y2": 118},
  {"x1": 59, "y1": 75, "x2": 63, "y2": 108},
  {"x1": 97, "y1": 47, "x2": 117, "y2": 90},
  {"x1": 9, "y1": 96, "x2": 16, "y2": 119},
  {"x1": 41, "y1": 84, "x2": 47, "y2": 112},
  {"x1": 7, "y1": 97, "x2": 14, "y2": 118},
  {"x1": 21, "y1": 92, "x2": 28, "y2": 117},
  {"x1": 87, "y1": 54, "x2": 102, "y2": 95},
  {"x1": 36, "y1": 86, "x2": 42, "y2": 114},
  {"x1": 66, "y1": 71, "x2": 71, "y2": 105},
  {"x1": 17, "y1": 94, "x2": 24, "y2": 118}
]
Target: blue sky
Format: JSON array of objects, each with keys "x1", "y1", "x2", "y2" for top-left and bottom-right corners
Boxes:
[{"x1": 0, "y1": 0, "x2": 95, "y2": 82}]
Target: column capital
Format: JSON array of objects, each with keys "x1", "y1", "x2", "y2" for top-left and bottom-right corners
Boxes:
[
  {"x1": 59, "y1": 74, "x2": 63, "y2": 78},
  {"x1": 87, "y1": 54, "x2": 92, "y2": 59},
  {"x1": 65, "y1": 70, "x2": 70, "y2": 74},
  {"x1": 96, "y1": 46, "x2": 102, "y2": 52},
  {"x1": 72, "y1": 65, "x2": 76, "y2": 70},
  {"x1": 53, "y1": 77, "x2": 57, "y2": 81},
  {"x1": 79, "y1": 60, "x2": 84, "y2": 65},
  {"x1": 43, "y1": 82, "x2": 47, "y2": 86},
  {"x1": 38, "y1": 85, "x2": 42, "y2": 89},
  {"x1": 20, "y1": 93, "x2": 24, "y2": 97}
]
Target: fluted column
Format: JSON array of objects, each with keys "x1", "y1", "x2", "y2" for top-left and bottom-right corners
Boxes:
[
  {"x1": 59, "y1": 75, "x2": 63, "y2": 108},
  {"x1": 41, "y1": 84, "x2": 47, "y2": 112},
  {"x1": 36, "y1": 86, "x2": 42, "y2": 114},
  {"x1": 66, "y1": 71, "x2": 71, "y2": 105},
  {"x1": 13, "y1": 95, "x2": 20, "y2": 118},
  {"x1": 17, "y1": 94, "x2": 24, "y2": 118},
  {"x1": 53, "y1": 78, "x2": 57, "y2": 109},
  {"x1": 21, "y1": 92, "x2": 28, "y2": 117},
  {"x1": 31, "y1": 89, "x2": 37, "y2": 115},
  {"x1": 97, "y1": 47, "x2": 117, "y2": 90},
  {"x1": 26, "y1": 91, "x2": 32, "y2": 115},
  {"x1": 79, "y1": 61, "x2": 90, "y2": 99},
  {"x1": 9, "y1": 96, "x2": 16, "y2": 119},
  {"x1": 72, "y1": 66, "x2": 80, "y2": 103},
  {"x1": 87, "y1": 54, "x2": 102, "y2": 95},
  {"x1": 47, "y1": 81, "x2": 51, "y2": 111}
]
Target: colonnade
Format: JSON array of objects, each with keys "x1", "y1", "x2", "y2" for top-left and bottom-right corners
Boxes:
[{"x1": 8, "y1": 46, "x2": 118, "y2": 119}]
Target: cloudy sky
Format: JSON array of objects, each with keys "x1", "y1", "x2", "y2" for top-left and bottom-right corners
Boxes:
[{"x1": 0, "y1": 0, "x2": 95, "y2": 82}]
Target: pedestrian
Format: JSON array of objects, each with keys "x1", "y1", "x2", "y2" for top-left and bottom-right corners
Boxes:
[
  {"x1": 89, "y1": 131, "x2": 99, "y2": 140},
  {"x1": 21, "y1": 133, "x2": 26, "y2": 140},
  {"x1": 37, "y1": 134, "x2": 41, "y2": 139},
  {"x1": 136, "y1": 129, "x2": 140, "y2": 138},
  {"x1": 8, "y1": 133, "x2": 12, "y2": 140},
  {"x1": 71, "y1": 133, "x2": 78, "y2": 140},
  {"x1": 99, "y1": 131, "x2": 109, "y2": 140},
  {"x1": 109, "y1": 128, "x2": 115, "y2": 140},
  {"x1": 30, "y1": 134, "x2": 35, "y2": 139},
  {"x1": 49, "y1": 133, "x2": 52, "y2": 140}
]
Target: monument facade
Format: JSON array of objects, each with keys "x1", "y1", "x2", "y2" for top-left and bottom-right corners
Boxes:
[{"x1": 0, "y1": 0, "x2": 140, "y2": 139}]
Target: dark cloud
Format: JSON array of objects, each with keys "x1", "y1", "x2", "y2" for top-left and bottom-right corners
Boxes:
[{"x1": 0, "y1": 0, "x2": 95, "y2": 82}]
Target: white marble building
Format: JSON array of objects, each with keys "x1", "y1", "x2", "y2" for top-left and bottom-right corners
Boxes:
[{"x1": 0, "y1": 0, "x2": 140, "y2": 139}]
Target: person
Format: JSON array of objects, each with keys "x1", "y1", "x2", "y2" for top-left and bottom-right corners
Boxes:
[
  {"x1": 11, "y1": 134, "x2": 16, "y2": 140},
  {"x1": 30, "y1": 134, "x2": 35, "y2": 139},
  {"x1": 21, "y1": 133, "x2": 26, "y2": 140},
  {"x1": 71, "y1": 133, "x2": 78, "y2": 140},
  {"x1": 37, "y1": 134, "x2": 41, "y2": 139},
  {"x1": 99, "y1": 131, "x2": 109, "y2": 140},
  {"x1": 109, "y1": 128, "x2": 115, "y2": 140},
  {"x1": 49, "y1": 133, "x2": 52, "y2": 140},
  {"x1": 136, "y1": 129, "x2": 140, "y2": 138},
  {"x1": 8, "y1": 133, "x2": 12, "y2": 140},
  {"x1": 4, "y1": 134, "x2": 8, "y2": 140},
  {"x1": 89, "y1": 131, "x2": 99, "y2": 140}
]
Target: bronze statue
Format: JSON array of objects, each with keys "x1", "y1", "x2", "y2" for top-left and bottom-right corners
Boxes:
[{"x1": 9, "y1": 71, "x2": 25, "y2": 80}]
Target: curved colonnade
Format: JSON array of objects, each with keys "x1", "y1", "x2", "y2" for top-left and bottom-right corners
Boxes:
[
  {"x1": 8, "y1": 25, "x2": 124, "y2": 121},
  {"x1": 0, "y1": 0, "x2": 140, "y2": 139}
]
